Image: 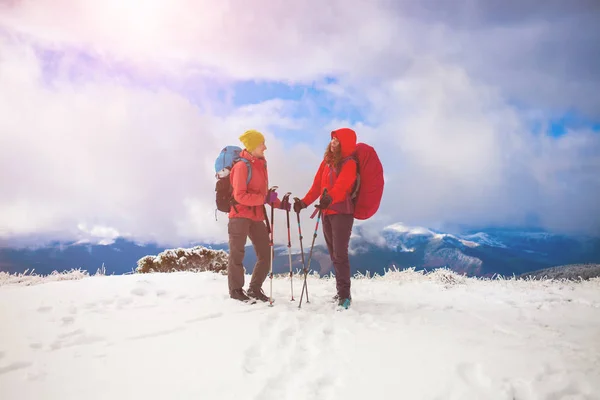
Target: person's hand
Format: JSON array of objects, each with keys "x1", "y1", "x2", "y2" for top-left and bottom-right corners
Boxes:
[
  {"x1": 293, "y1": 197, "x2": 307, "y2": 213},
  {"x1": 316, "y1": 193, "x2": 332, "y2": 209},
  {"x1": 265, "y1": 191, "x2": 278, "y2": 204},
  {"x1": 280, "y1": 196, "x2": 291, "y2": 212}
]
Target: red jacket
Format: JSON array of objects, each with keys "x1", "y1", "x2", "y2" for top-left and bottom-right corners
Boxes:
[
  {"x1": 229, "y1": 150, "x2": 280, "y2": 221},
  {"x1": 301, "y1": 128, "x2": 358, "y2": 216}
]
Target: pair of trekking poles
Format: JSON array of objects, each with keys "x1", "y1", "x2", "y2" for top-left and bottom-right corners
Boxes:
[{"x1": 266, "y1": 186, "x2": 324, "y2": 309}]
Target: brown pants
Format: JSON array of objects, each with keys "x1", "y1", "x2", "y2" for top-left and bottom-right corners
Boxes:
[
  {"x1": 227, "y1": 217, "x2": 271, "y2": 293},
  {"x1": 322, "y1": 213, "x2": 354, "y2": 299}
]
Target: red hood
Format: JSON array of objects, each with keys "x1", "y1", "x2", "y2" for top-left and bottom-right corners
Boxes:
[{"x1": 331, "y1": 128, "x2": 357, "y2": 157}]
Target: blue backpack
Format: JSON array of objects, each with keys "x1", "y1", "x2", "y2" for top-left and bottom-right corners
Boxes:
[{"x1": 214, "y1": 146, "x2": 252, "y2": 214}]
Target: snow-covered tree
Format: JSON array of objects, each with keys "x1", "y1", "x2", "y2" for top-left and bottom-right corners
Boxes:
[{"x1": 136, "y1": 246, "x2": 228, "y2": 274}]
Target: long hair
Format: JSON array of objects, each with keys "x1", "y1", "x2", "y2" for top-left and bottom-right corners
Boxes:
[{"x1": 324, "y1": 142, "x2": 343, "y2": 170}]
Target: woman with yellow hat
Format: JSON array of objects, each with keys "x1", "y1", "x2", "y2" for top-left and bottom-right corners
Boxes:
[{"x1": 227, "y1": 129, "x2": 290, "y2": 303}]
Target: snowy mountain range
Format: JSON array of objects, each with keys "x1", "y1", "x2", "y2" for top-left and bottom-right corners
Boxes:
[
  {"x1": 1, "y1": 224, "x2": 599, "y2": 279},
  {"x1": 346, "y1": 224, "x2": 600, "y2": 278}
]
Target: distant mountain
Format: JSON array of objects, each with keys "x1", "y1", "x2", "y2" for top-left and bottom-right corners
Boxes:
[
  {"x1": 0, "y1": 239, "x2": 179, "y2": 276},
  {"x1": 347, "y1": 224, "x2": 600, "y2": 278},
  {"x1": 518, "y1": 263, "x2": 600, "y2": 281},
  {"x1": 1, "y1": 224, "x2": 599, "y2": 279}
]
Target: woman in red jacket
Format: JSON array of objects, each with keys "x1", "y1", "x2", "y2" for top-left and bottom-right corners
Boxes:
[
  {"x1": 228, "y1": 129, "x2": 289, "y2": 303},
  {"x1": 294, "y1": 128, "x2": 358, "y2": 308}
]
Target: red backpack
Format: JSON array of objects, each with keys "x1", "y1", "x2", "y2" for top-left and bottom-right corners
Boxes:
[{"x1": 350, "y1": 143, "x2": 384, "y2": 220}]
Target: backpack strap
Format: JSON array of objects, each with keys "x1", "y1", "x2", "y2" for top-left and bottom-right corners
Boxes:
[
  {"x1": 238, "y1": 158, "x2": 252, "y2": 185},
  {"x1": 229, "y1": 158, "x2": 252, "y2": 211}
]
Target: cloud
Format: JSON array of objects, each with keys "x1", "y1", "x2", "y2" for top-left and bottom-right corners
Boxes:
[
  {"x1": 386, "y1": 0, "x2": 600, "y2": 117},
  {"x1": 1, "y1": 0, "x2": 599, "y2": 249},
  {"x1": 0, "y1": 37, "x2": 323, "y2": 247},
  {"x1": 350, "y1": 60, "x2": 600, "y2": 234},
  {"x1": 0, "y1": 0, "x2": 401, "y2": 82},
  {"x1": 2, "y1": 0, "x2": 598, "y2": 113}
]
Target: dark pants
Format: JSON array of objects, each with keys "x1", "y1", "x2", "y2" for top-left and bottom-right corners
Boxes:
[
  {"x1": 322, "y1": 213, "x2": 354, "y2": 299},
  {"x1": 227, "y1": 218, "x2": 271, "y2": 293}
]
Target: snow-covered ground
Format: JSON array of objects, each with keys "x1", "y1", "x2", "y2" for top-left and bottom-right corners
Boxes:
[{"x1": 1, "y1": 269, "x2": 599, "y2": 400}]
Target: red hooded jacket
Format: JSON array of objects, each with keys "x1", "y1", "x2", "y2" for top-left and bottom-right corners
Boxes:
[
  {"x1": 229, "y1": 149, "x2": 280, "y2": 221},
  {"x1": 301, "y1": 128, "x2": 358, "y2": 216}
]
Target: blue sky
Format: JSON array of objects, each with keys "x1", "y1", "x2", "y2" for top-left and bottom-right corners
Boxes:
[
  {"x1": 546, "y1": 114, "x2": 600, "y2": 137},
  {"x1": 1, "y1": 0, "x2": 599, "y2": 247},
  {"x1": 30, "y1": 37, "x2": 598, "y2": 147}
]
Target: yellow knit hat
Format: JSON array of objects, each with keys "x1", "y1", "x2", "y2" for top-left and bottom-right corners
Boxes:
[{"x1": 239, "y1": 129, "x2": 265, "y2": 152}]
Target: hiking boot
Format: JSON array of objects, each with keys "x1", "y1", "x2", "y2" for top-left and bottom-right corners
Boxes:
[
  {"x1": 247, "y1": 287, "x2": 270, "y2": 303},
  {"x1": 338, "y1": 298, "x2": 351, "y2": 309},
  {"x1": 230, "y1": 288, "x2": 252, "y2": 302},
  {"x1": 332, "y1": 293, "x2": 351, "y2": 302}
]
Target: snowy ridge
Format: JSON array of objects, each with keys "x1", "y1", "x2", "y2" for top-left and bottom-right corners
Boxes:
[
  {"x1": 384, "y1": 222, "x2": 433, "y2": 236},
  {"x1": 0, "y1": 268, "x2": 106, "y2": 287},
  {"x1": 3, "y1": 265, "x2": 600, "y2": 287},
  {"x1": 519, "y1": 263, "x2": 600, "y2": 281},
  {"x1": 382, "y1": 222, "x2": 483, "y2": 249},
  {"x1": 461, "y1": 232, "x2": 508, "y2": 248},
  {"x1": 0, "y1": 269, "x2": 600, "y2": 400},
  {"x1": 1, "y1": 269, "x2": 599, "y2": 399}
]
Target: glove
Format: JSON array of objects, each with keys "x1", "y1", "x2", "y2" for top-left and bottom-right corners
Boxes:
[
  {"x1": 280, "y1": 196, "x2": 291, "y2": 211},
  {"x1": 265, "y1": 191, "x2": 278, "y2": 204},
  {"x1": 316, "y1": 193, "x2": 332, "y2": 209},
  {"x1": 293, "y1": 197, "x2": 307, "y2": 213}
]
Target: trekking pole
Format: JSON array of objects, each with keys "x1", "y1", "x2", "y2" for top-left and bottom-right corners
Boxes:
[
  {"x1": 268, "y1": 186, "x2": 278, "y2": 307},
  {"x1": 298, "y1": 207, "x2": 322, "y2": 309},
  {"x1": 298, "y1": 189, "x2": 328, "y2": 309},
  {"x1": 294, "y1": 198, "x2": 308, "y2": 303},
  {"x1": 282, "y1": 192, "x2": 294, "y2": 301}
]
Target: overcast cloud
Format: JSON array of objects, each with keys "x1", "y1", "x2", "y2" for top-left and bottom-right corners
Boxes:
[{"x1": 1, "y1": 0, "x2": 599, "y2": 248}]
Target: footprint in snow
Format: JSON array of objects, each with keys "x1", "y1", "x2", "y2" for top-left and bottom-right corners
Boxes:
[
  {"x1": 131, "y1": 287, "x2": 147, "y2": 297},
  {"x1": 50, "y1": 329, "x2": 105, "y2": 351},
  {"x1": 185, "y1": 312, "x2": 224, "y2": 324},
  {"x1": 309, "y1": 373, "x2": 338, "y2": 400},
  {"x1": 242, "y1": 313, "x2": 282, "y2": 374},
  {"x1": 242, "y1": 346, "x2": 261, "y2": 375},
  {"x1": 0, "y1": 361, "x2": 33, "y2": 375},
  {"x1": 117, "y1": 297, "x2": 134, "y2": 308},
  {"x1": 127, "y1": 327, "x2": 186, "y2": 341},
  {"x1": 276, "y1": 324, "x2": 296, "y2": 349},
  {"x1": 58, "y1": 329, "x2": 85, "y2": 339},
  {"x1": 101, "y1": 298, "x2": 116, "y2": 306},
  {"x1": 251, "y1": 317, "x2": 298, "y2": 395},
  {"x1": 526, "y1": 365, "x2": 593, "y2": 399},
  {"x1": 253, "y1": 372, "x2": 289, "y2": 400},
  {"x1": 27, "y1": 370, "x2": 47, "y2": 381},
  {"x1": 456, "y1": 362, "x2": 492, "y2": 388}
]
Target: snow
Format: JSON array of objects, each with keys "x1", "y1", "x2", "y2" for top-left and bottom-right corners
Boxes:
[
  {"x1": 1, "y1": 269, "x2": 599, "y2": 400},
  {"x1": 462, "y1": 232, "x2": 508, "y2": 248},
  {"x1": 431, "y1": 232, "x2": 480, "y2": 248},
  {"x1": 399, "y1": 244, "x2": 416, "y2": 252},
  {"x1": 383, "y1": 223, "x2": 481, "y2": 248},
  {"x1": 385, "y1": 222, "x2": 432, "y2": 236}
]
